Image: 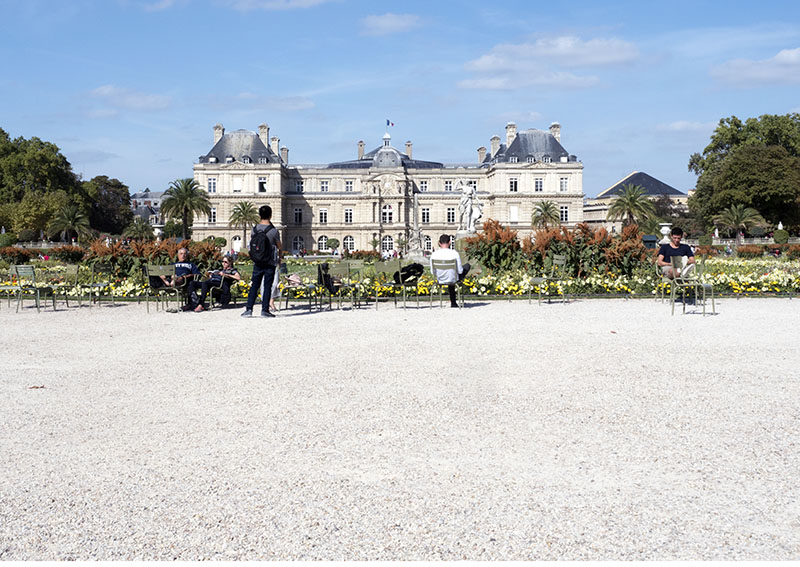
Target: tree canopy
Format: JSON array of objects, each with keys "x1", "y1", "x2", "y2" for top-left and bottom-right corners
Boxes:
[
  {"x1": 83, "y1": 175, "x2": 133, "y2": 234},
  {"x1": 689, "y1": 114, "x2": 800, "y2": 230},
  {"x1": 606, "y1": 184, "x2": 655, "y2": 226},
  {"x1": 161, "y1": 178, "x2": 211, "y2": 240}
]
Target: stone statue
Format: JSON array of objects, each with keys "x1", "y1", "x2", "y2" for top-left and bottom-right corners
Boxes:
[{"x1": 458, "y1": 179, "x2": 481, "y2": 232}]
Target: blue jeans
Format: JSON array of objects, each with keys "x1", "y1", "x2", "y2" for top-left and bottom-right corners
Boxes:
[{"x1": 246, "y1": 263, "x2": 277, "y2": 312}]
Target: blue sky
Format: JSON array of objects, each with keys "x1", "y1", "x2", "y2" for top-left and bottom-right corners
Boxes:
[{"x1": 2, "y1": 0, "x2": 799, "y2": 198}]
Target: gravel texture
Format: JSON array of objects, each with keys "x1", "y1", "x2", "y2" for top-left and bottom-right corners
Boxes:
[{"x1": 1, "y1": 296, "x2": 799, "y2": 560}]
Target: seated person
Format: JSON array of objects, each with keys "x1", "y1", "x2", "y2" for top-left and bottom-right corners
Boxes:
[
  {"x1": 657, "y1": 227, "x2": 695, "y2": 279},
  {"x1": 150, "y1": 247, "x2": 201, "y2": 310},
  {"x1": 430, "y1": 234, "x2": 471, "y2": 308},
  {"x1": 193, "y1": 254, "x2": 241, "y2": 311}
]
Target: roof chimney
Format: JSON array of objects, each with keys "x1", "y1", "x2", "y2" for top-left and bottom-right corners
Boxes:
[
  {"x1": 490, "y1": 135, "x2": 500, "y2": 157},
  {"x1": 358, "y1": 140, "x2": 365, "y2": 160},
  {"x1": 280, "y1": 146, "x2": 288, "y2": 165},
  {"x1": 213, "y1": 123, "x2": 224, "y2": 144},
  {"x1": 477, "y1": 146, "x2": 487, "y2": 163},
  {"x1": 258, "y1": 123, "x2": 269, "y2": 146},
  {"x1": 271, "y1": 136, "x2": 280, "y2": 155},
  {"x1": 549, "y1": 122, "x2": 561, "y2": 142},
  {"x1": 505, "y1": 122, "x2": 517, "y2": 148},
  {"x1": 405, "y1": 141, "x2": 412, "y2": 159}
]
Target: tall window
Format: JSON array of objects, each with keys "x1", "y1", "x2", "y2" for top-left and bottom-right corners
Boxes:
[
  {"x1": 509, "y1": 205, "x2": 518, "y2": 223},
  {"x1": 381, "y1": 205, "x2": 393, "y2": 224},
  {"x1": 509, "y1": 156, "x2": 518, "y2": 163},
  {"x1": 317, "y1": 235, "x2": 328, "y2": 251},
  {"x1": 208, "y1": 207, "x2": 216, "y2": 223},
  {"x1": 468, "y1": 180, "x2": 477, "y2": 190},
  {"x1": 207, "y1": 177, "x2": 216, "y2": 193},
  {"x1": 232, "y1": 177, "x2": 242, "y2": 193},
  {"x1": 424, "y1": 235, "x2": 432, "y2": 251},
  {"x1": 345, "y1": 180, "x2": 354, "y2": 192},
  {"x1": 509, "y1": 177, "x2": 518, "y2": 192},
  {"x1": 259, "y1": 156, "x2": 267, "y2": 164},
  {"x1": 344, "y1": 207, "x2": 353, "y2": 224},
  {"x1": 527, "y1": 156, "x2": 534, "y2": 163},
  {"x1": 535, "y1": 177, "x2": 543, "y2": 192},
  {"x1": 320, "y1": 180, "x2": 329, "y2": 192},
  {"x1": 560, "y1": 205, "x2": 569, "y2": 222},
  {"x1": 292, "y1": 235, "x2": 304, "y2": 252},
  {"x1": 543, "y1": 156, "x2": 552, "y2": 163},
  {"x1": 258, "y1": 176, "x2": 267, "y2": 192},
  {"x1": 421, "y1": 207, "x2": 430, "y2": 224},
  {"x1": 381, "y1": 235, "x2": 393, "y2": 252},
  {"x1": 446, "y1": 207, "x2": 456, "y2": 223},
  {"x1": 444, "y1": 180, "x2": 453, "y2": 192},
  {"x1": 319, "y1": 208, "x2": 328, "y2": 224},
  {"x1": 294, "y1": 208, "x2": 303, "y2": 224},
  {"x1": 559, "y1": 177, "x2": 568, "y2": 192},
  {"x1": 419, "y1": 180, "x2": 428, "y2": 192},
  {"x1": 343, "y1": 235, "x2": 355, "y2": 252},
  {"x1": 295, "y1": 180, "x2": 304, "y2": 192}
]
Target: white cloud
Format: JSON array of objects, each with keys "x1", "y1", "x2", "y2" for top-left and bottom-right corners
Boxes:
[
  {"x1": 221, "y1": 0, "x2": 334, "y2": 10},
  {"x1": 90, "y1": 85, "x2": 171, "y2": 111},
  {"x1": 656, "y1": 121, "x2": 717, "y2": 133},
  {"x1": 360, "y1": 13, "x2": 421, "y2": 37},
  {"x1": 140, "y1": 0, "x2": 183, "y2": 12},
  {"x1": 458, "y1": 71, "x2": 600, "y2": 91},
  {"x1": 230, "y1": 92, "x2": 315, "y2": 111},
  {"x1": 85, "y1": 108, "x2": 119, "y2": 119},
  {"x1": 711, "y1": 47, "x2": 800, "y2": 86},
  {"x1": 459, "y1": 35, "x2": 636, "y2": 92}
]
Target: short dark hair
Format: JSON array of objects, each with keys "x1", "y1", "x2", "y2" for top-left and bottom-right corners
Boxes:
[
  {"x1": 670, "y1": 227, "x2": 684, "y2": 237},
  {"x1": 438, "y1": 234, "x2": 451, "y2": 246},
  {"x1": 259, "y1": 205, "x2": 272, "y2": 220}
]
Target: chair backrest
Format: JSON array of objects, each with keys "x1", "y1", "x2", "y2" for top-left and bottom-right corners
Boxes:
[
  {"x1": 550, "y1": 254, "x2": 567, "y2": 277},
  {"x1": 327, "y1": 263, "x2": 350, "y2": 280},
  {"x1": 376, "y1": 259, "x2": 400, "y2": 278},
  {"x1": 146, "y1": 264, "x2": 175, "y2": 278},
  {"x1": 345, "y1": 259, "x2": 364, "y2": 278},
  {"x1": 14, "y1": 265, "x2": 36, "y2": 286},
  {"x1": 431, "y1": 258, "x2": 458, "y2": 282},
  {"x1": 670, "y1": 256, "x2": 692, "y2": 280}
]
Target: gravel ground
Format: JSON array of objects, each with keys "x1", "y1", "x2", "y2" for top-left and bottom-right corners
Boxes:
[{"x1": 1, "y1": 296, "x2": 799, "y2": 560}]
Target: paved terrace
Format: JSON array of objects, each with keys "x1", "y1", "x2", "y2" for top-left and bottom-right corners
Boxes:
[{"x1": 1, "y1": 298, "x2": 798, "y2": 560}]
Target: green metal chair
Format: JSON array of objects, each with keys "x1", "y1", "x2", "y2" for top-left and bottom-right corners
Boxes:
[
  {"x1": 527, "y1": 254, "x2": 568, "y2": 304},
  {"x1": 670, "y1": 256, "x2": 715, "y2": 316},
  {"x1": 50, "y1": 264, "x2": 83, "y2": 308},
  {"x1": 325, "y1": 262, "x2": 357, "y2": 310},
  {"x1": 430, "y1": 258, "x2": 464, "y2": 309},
  {"x1": 14, "y1": 265, "x2": 56, "y2": 313},
  {"x1": 87, "y1": 262, "x2": 114, "y2": 306},
  {"x1": 145, "y1": 264, "x2": 180, "y2": 312},
  {"x1": 0, "y1": 265, "x2": 18, "y2": 310}
]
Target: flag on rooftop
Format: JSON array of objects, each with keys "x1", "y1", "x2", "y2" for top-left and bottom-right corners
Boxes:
[{"x1": 386, "y1": 119, "x2": 394, "y2": 127}]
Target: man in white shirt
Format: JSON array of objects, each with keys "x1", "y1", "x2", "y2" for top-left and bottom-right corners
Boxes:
[{"x1": 430, "y1": 234, "x2": 471, "y2": 308}]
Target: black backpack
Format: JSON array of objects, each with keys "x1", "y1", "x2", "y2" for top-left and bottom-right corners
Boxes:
[{"x1": 249, "y1": 225, "x2": 276, "y2": 264}]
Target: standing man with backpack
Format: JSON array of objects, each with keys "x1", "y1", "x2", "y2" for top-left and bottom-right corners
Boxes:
[{"x1": 242, "y1": 205, "x2": 281, "y2": 318}]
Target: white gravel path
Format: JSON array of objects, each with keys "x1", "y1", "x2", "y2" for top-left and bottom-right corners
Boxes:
[{"x1": 1, "y1": 297, "x2": 799, "y2": 560}]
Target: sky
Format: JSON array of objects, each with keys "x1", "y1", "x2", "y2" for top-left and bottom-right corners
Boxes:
[{"x1": 2, "y1": 0, "x2": 800, "y2": 198}]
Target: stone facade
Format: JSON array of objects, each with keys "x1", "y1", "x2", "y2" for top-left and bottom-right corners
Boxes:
[{"x1": 192, "y1": 122, "x2": 584, "y2": 253}]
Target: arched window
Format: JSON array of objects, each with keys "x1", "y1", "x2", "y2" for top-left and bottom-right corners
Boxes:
[
  {"x1": 292, "y1": 235, "x2": 304, "y2": 252},
  {"x1": 381, "y1": 204, "x2": 393, "y2": 224},
  {"x1": 424, "y1": 235, "x2": 432, "y2": 252},
  {"x1": 343, "y1": 235, "x2": 355, "y2": 252},
  {"x1": 317, "y1": 235, "x2": 328, "y2": 251},
  {"x1": 381, "y1": 235, "x2": 393, "y2": 252}
]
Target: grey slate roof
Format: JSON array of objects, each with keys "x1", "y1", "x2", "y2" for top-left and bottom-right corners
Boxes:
[
  {"x1": 327, "y1": 144, "x2": 443, "y2": 170},
  {"x1": 198, "y1": 129, "x2": 281, "y2": 164},
  {"x1": 484, "y1": 129, "x2": 576, "y2": 164},
  {"x1": 597, "y1": 171, "x2": 685, "y2": 198}
]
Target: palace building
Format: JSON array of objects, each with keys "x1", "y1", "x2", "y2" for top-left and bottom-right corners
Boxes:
[{"x1": 191, "y1": 121, "x2": 584, "y2": 253}]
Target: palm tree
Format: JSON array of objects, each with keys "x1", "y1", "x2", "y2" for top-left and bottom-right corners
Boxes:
[
  {"x1": 48, "y1": 204, "x2": 91, "y2": 242},
  {"x1": 160, "y1": 178, "x2": 212, "y2": 240},
  {"x1": 713, "y1": 204, "x2": 767, "y2": 244},
  {"x1": 606, "y1": 184, "x2": 656, "y2": 227},
  {"x1": 228, "y1": 201, "x2": 260, "y2": 247},
  {"x1": 531, "y1": 200, "x2": 561, "y2": 229},
  {"x1": 123, "y1": 216, "x2": 155, "y2": 241}
]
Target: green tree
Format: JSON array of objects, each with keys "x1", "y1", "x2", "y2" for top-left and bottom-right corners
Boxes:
[
  {"x1": 162, "y1": 219, "x2": 185, "y2": 239},
  {"x1": 606, "y1": 184, "x2": 655, "y2": 226},
  {"x1": 0, "y1": 128, "x2": 82, "y2": 204},
  {"x1": 327, "y1": 237, "x2": 341, "y2": 252},
  {"x1": 228, "y1": 201, "x2": 260, "y2": 247},
  {"x1": 531, "y1": 200, "x2": 561, "y2": 229},
  {"x1": 160, "y1": 178, "x2": 211, "y2": 240},
  {"x1": 10, "y1": 190, "x2": 70, "y2": 233},
  {"x1": 712, "y1": 204, "x2": 767, "y2": 243},
  {"x1": 48, "y1": 204, "x2": 92, "y2": 242},
  {"x1": 123, "y1": 216, "x2": 156, "y2": 241},
  {"x1": 689, "y1": 113, "x2": 800, "y2": 230},
  {"x1": 83, "y1": 175, "x2": 133, "y2": 234}
]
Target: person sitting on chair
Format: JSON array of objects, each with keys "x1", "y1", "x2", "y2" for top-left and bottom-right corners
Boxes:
[
  {"x1": 193, "y1": 254, "x2": 241, "y2": 312},
  {"x1": 657, "y1": 227, "x2": 695, "y2": 279},
  {"x1": 154, "y1": 247, "x2": 201, "y2": 310},
  {"x1": 430, "y1": 234, "x2": 471, "y2": 308}
]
